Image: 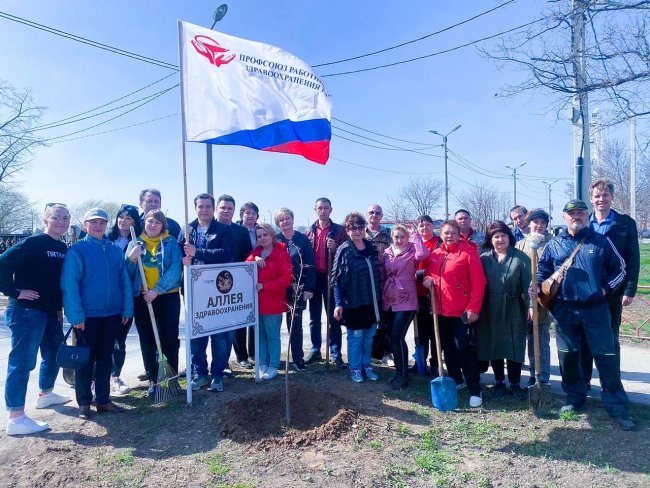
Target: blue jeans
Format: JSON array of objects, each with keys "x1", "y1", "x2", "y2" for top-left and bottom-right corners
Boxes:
[
  {"x1": 190, "y1": 330, "x2": 234, "y2": 378},
  {"x1": 346, "y1": 325, "x2": 376, "y2": 371},
  {"x1": 553, "y1": 300, "x2": 629, "y2": 417},
  {"x1": 527, "y1": 320, "x2": 551, "y2": 383},
  {"x1": 4, "y1": 301, "x2": 63, "y2": 411},
  {"x1": 308, "y1": 272, "x2": 342, "y2": 358},
  {"x1": 259, "y1": 314, "x2": 282, "y2": 369}
]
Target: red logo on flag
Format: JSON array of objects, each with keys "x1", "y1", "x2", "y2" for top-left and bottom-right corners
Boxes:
[{"x1": 191, "y1": 35, "x2": 236, "y2": 67}]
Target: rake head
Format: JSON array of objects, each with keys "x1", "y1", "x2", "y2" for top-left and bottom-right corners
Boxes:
[{"x1": 153, "y1": 358, "x2": 183, "y2": 404}]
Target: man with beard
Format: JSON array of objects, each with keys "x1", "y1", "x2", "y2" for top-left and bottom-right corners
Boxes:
[{"x1": 535, "y1": 200, "x2": 633, "y2": 430}]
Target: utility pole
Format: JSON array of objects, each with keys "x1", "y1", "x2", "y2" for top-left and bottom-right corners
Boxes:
[
  {"x1": 206, "y1": 4, "x2": 229, "y2": 195},
  {"x1": 429, "y1": 124, "x2": 462, "y2": 220},
  {"x1": 630, "y1": 116, "x2": 637, "y2": 220},
  {"x1": 543, "y1": 180, "x2": 559, "y2": 228},
  {"x1": 572, "y1": 0, "x2": 591, "y2": 205},
  {"x1": 505, "y1": 162, "x2": 527, "y2": 206}
]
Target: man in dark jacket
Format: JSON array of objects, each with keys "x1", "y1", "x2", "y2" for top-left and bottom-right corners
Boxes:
[
  {"x1": 180, "y1": 194, "x2": 234, "y2": 393},
  {"x1": 581, "y1": 179, "x2": 640, "y2": 387},
  {"x1": 215, "y1": 195, "x2": 254, "y2": 372},
  {"x1": 304, "y1": 197, "x2": 348, "y2": 368},
  {"x1": 537, "y1": 199, "x2": 633, "y2": 430},
  {"x1": 139, "y1": 188, "x2": 181, "y2": 240}
]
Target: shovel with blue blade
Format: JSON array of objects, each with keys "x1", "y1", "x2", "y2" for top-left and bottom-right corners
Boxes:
[{"x1": 429, "y1": 288, "x2": 457, "y2": 412}]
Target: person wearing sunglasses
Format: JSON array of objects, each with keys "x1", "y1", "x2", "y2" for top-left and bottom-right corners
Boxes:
[
  {"x1": 331, "y1": 212, "x2": 382, "y2": 383},
  {"x1": 1, "y1": 204, "x2": 71, "y2": 435},
  {"x1": 105, "y1": 204, "x2": 143, "y2": 395}
]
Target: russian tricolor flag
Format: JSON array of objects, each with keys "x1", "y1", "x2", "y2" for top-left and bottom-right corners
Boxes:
[{"x1": 179, "y1": 22, "x2": 332, "y2": 164}]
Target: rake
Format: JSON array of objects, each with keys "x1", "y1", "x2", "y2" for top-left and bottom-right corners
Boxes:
[{"x1": 130, "y1": 227, "x2": 183, "y2": 404}]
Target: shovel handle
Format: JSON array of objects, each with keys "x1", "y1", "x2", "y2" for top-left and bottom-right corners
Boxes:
[
  {"x1": 430, "y1": 286, "x2": 445, "y2": 378},
  {"x1": 531, "y1": 249, "x2": 541, "y2": 378},
  {"x1": 129, "y1": 226, "x2": 165, "y2": 358}
]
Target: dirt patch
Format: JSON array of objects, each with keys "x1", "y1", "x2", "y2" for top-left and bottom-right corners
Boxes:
[{"x1": 216, "y1": 383, "x2": 360, "y2": 448}]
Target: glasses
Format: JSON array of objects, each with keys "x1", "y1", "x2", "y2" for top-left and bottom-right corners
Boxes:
[
  {"x1": 368, "y1": 211, "x2": 382, "y2": 215},
  {"x1": 347, "y1": 225, "x2": 365, "y2": 231},
  {"x1": 45, "y1": 202, "x2": 67, "y2": 211}
]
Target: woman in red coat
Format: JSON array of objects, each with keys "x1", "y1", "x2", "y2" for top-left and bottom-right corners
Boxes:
[
  {"x1": 246, "y1": 223, "x2": 292, "y2": 380},
  {"x1": 423, "y1": 220, "x2": 487, "y2": 408}
]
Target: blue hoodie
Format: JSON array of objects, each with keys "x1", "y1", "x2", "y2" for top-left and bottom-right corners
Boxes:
[
  {"x1": 61, "y1": 235, "x2": 133, "y2": 325},
  {"x1": 126, "y1": 234, "x2": 182, "y2": 295}
]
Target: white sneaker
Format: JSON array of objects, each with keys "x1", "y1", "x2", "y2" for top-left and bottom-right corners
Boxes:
[
  {"x1": 6, "y1": 416, "x2": 49, "y2": 435},
  {"x1": 257, "y1": 365, "x2": 268, "y2": 378},
  {"x1": 262, "y1": 367, "x2": 278, "y2": 380},
  {"x1": 382, "y1": 354, "x2": 395, "y2": 367},
  {"x1": 111, "y1": 377, "x2": 132, "y2": 395},
  {"x1": 469, "y1": 395, "x2": 483, "y2": 408},
  {"x1": 35, "y1": 391, "x2": 70, "y2": 409}
]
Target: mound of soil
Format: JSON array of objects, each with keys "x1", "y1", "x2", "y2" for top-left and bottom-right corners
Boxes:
[{"x1": 214, "y1": 383, "x2": 361, "y2": 448}]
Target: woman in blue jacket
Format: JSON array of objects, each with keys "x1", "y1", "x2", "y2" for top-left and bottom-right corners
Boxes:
[
  {"x1": 127, "y1": 209, "x2": 182, "y2": 399},
  {"x1": 61, "y1": 208, "x2": 133, "y2": 419}
]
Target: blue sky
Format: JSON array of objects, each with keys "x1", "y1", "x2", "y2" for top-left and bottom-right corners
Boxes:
[{"x1": 0, "y1": 0, "x2": 616, "y2": 227}]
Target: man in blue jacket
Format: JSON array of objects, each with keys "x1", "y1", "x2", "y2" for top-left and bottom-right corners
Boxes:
[
  {"x1": 61, "y1": 208, "x2": 133, "y2": 419},
  {"x1": 581, "y1": 179, "x2": 640, "y2": 388},
  {"x1": 536, "y1": 200, "x2": 633, "y2": 430}
]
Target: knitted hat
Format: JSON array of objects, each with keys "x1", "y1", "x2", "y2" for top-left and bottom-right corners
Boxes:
[{"x1": 527, "y1": 208, "x2": 550, "y2": 224}]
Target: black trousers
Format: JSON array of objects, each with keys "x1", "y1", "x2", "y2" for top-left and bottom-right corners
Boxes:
[
  {"x1": 438, "y1": 315, "x2": 480, "y2": 396},
  {"x1": 416, "y1": 296, "x2": 438, "y2": 371},
  {"x1": 134, "y1": 293, "x2": 180, "y2": 381},
  {"x1": 75, "y1": 316, "x2": 120, "y2": 406},
  {"x1": 233, "y1": 326, "x2": 255, "y2": 362},
  {"x1": 488, "y1": 359, "x2": 522, "y2": 385},
  {"x1": 580, "y1": 294, "x2": 622, "y2": 385},
  {"x1": 387, "y1": 309, "x2": 415, "y2": 377},
  {"x1": 111, "y1": 317, "x2": 133, "y2": 377}
]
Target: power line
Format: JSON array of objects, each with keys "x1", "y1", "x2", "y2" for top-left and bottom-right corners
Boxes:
[
  {"x1": 43, "y1": 86, "x2": 176, "y2": 142},
  {"x1": 332, "y1": 131, "x2": 445, "y2": 157},
  {"x1": 321, "y1": 18, "x2": 543, "y2": 78},
  {"x1": 333, "y1": 117, "x2": 433, "y2": 145},
  {"x1": 20, "y1": 85, "x2": 178, "y2": 134},
  {"x1": 51, "y1": 113, "x2": 178, "y2": 144},
  {"x1": 332, "y1": 125, "x2": 440, "y2": 151},
  {"x1": 313, "y1": 0, "x2": 516, "y2": 67},
  {"x1": 0, "y1": 11, "x2": 178, "y2": 70},
  {"x1": 331, "y1": 156, "x2": 442, "y2": 175},
  {"x1": 32, "y1": 73, "x2": 178, "y2": 131}
]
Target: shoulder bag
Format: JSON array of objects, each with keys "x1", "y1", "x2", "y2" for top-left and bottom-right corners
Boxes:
[{"x1": 538, "y1": 239, "x2": 585, "y2": 309}]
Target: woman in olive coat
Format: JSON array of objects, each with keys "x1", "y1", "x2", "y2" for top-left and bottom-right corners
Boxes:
[{"x1": 477, "y1": 221, "x2": 531, "y2": 400}]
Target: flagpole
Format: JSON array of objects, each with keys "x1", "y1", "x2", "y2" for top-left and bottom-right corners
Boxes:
[{"x1": 178, "y1": 20, "x2": 193, "y2": 405}]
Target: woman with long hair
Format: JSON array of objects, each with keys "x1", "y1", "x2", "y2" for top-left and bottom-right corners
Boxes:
[
  {"x1": 127, "y1": 209, "x2": 182, "y2": 400},
  {"x1": 382, "y1": 224, "x2": 428, "y2": 389},
  {"x1": 423, "y1": 220, "x2": 486, "y2": 408},
  {"x1": 106, "y1": 204, "x2": 142, "y2": 394},
  {"x1": 246, "y1": 223, "x2": 293, "y2": 380},
  {"x1": 478, "y1": 221, "x2": 531, "y2": 401}
]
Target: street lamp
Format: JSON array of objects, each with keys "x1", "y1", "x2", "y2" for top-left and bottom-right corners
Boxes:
[
  {"x1": 429, "y1": 124, "x2": 462, "y2": 220},
  {"x1": 206, "y1": 4, "x2": 229, "y2": 194},
  {"x1": 505, "y1": 162, "x2": 527, "y2": 207}
]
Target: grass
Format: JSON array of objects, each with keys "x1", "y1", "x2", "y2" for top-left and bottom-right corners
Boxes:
[{"x1": 204, "y1": 453, "x2": 230, "y2": 476}]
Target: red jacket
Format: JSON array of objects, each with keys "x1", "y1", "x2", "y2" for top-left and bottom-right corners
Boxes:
[
  {"x1": 424, "y1": 240, "x2": 486, "y2": 318},
  {"x1": 246, "y1": 242, "x2": 293, "y2": 315},
  {"x1": 416, "y1": 236, "x2": 442, "y2": 297}
]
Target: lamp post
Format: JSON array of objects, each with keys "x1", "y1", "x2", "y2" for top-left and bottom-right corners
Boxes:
[
  {"x1": 505, "y1": 162, "x2": 527, "y2": 207},
  {"x1": 542, "y1": 179, "x2": 560, "y2": 228},
  {"x1": 206, "y1": 4, "x2": 228, "y2": 194},
  {"x1": 429, "y1": 124, "x2": 462, "y2": 220}
]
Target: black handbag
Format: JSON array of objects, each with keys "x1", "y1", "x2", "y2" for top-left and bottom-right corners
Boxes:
[{"x1": 56, "y1": 327, "x2": 90, "y2": 369}]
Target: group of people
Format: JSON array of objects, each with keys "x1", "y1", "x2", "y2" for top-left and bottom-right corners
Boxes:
[{"x1": 0, "y1": 178, "x2": 640, "y2": 435}]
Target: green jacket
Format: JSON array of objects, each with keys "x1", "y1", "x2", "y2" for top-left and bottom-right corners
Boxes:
[{"x1": 477, "y1": 247, "x2": 531, "y2": 363}]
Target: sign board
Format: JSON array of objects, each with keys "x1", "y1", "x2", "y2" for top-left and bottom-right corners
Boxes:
[{"x1": 186, "y1": 261, "x2": 258, "y2": 338}]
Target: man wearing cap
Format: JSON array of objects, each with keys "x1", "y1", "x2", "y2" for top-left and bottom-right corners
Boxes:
[
  {"x1": 61, "y1": 208, "x2": 133, "y2": 419},
  {"x1": 454, "y1": 209, "x2": 484, "y2": 250},
  {"x1": 515, "y1": 208, "x2": 553, "y2": 387},
  {"x1": 509, "y1": 205, "x2": 529, "y2": 242},
  {"x1": 536, "y1": 199, "x2": 633, "y2": 430},
  {"x1": 581, "y1": 179, "x2": 640, "y2": 388}
]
